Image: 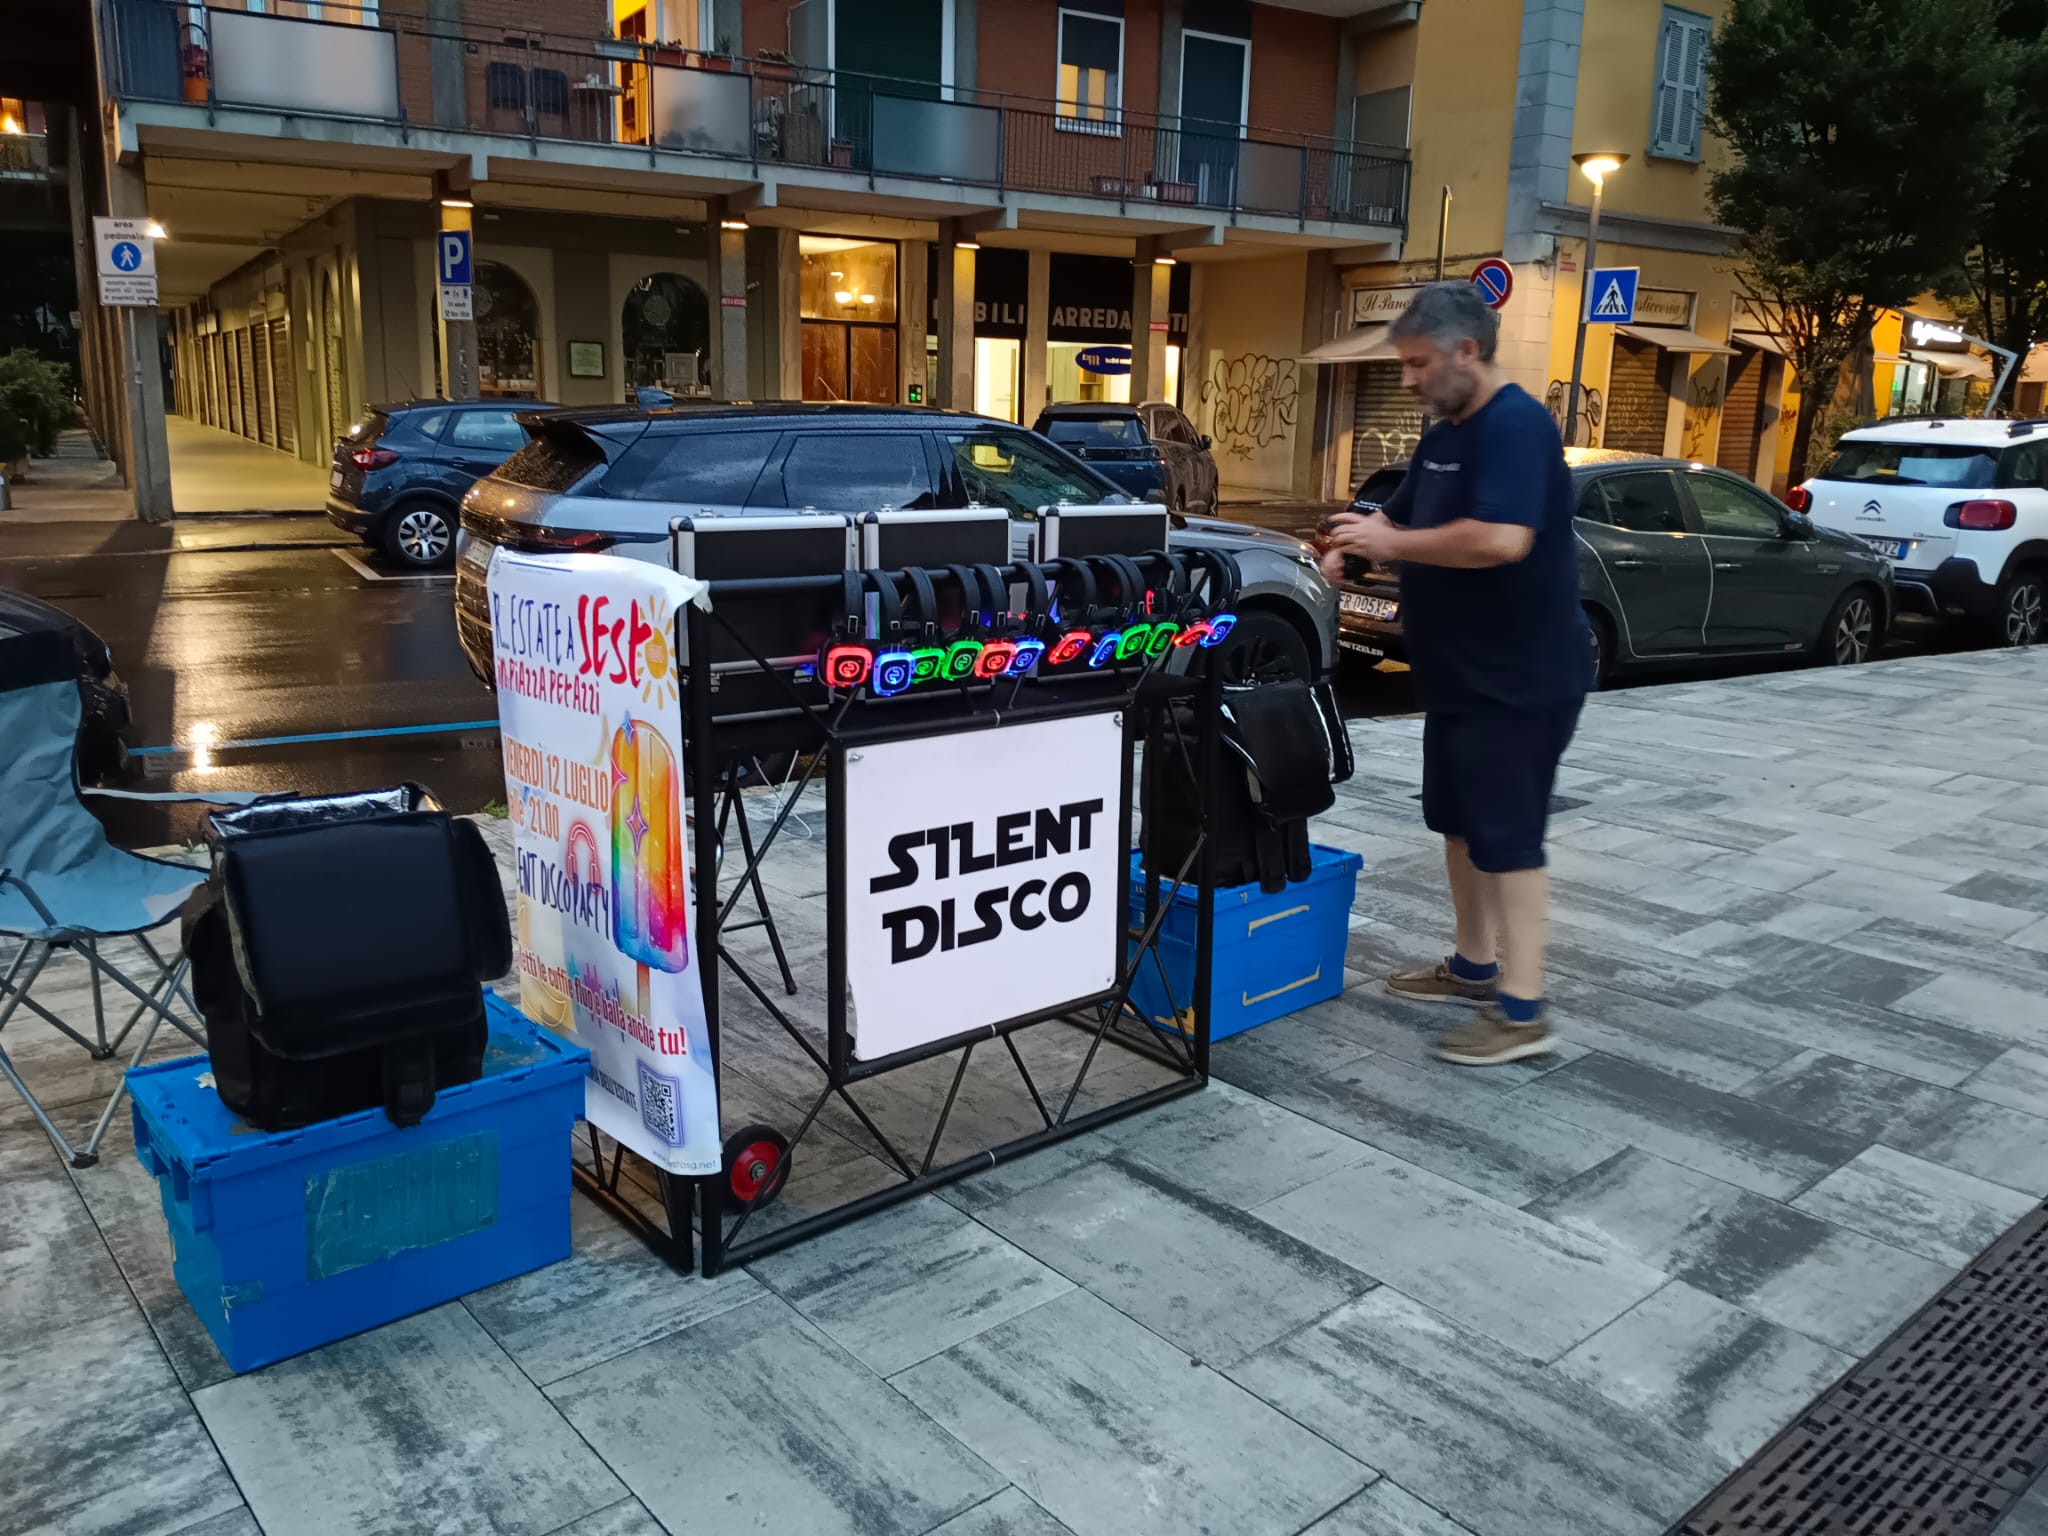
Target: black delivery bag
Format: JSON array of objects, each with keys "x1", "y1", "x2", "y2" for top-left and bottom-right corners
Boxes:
[
  {"x1": 1146, "y1": 679, "x2": 1351, "y2": 893},
  {"x1": 185, "y1": 785, "x2": 513, "y2": 1131}
]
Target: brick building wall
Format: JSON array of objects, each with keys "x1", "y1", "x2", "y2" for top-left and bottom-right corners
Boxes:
[{"x1": 1247, "y1": 4, "x2": 1337, "y2": 139}]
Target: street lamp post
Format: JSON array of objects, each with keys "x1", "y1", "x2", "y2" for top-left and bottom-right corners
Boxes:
[{"x1": 1565, "y1": 152, "x2": 1626, "y2": 447}]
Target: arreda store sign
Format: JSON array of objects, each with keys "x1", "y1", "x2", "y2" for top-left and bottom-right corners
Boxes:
[{"x1": 932, "y1": 249, "x2": 1190, "y2": 344}]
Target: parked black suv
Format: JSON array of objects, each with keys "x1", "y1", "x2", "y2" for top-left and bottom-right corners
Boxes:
[
  {"x1": 1031, "y1": 401, "x2": 1220, "y2": 515},
  {"x1": 326, "y1": 399, "x2": 550, "y2": 568}
]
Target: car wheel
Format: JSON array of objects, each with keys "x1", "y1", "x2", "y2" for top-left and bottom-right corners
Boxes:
[
  {"x1": 1585, "y1": 606, "x2": 1614, "y2": 689},
  {"x1": 1819, "y1": 586, "x2": 1879, "y2": 665},
  {"x1": 385, "y1": 502, "x2": 455, "y2": 568},
  {"x1": 1994, "y1": 565, "x2": 2046, "y2": 648},
  {"x1": 1214, "y1": 608, "x2": 1311, "y2": 685}
]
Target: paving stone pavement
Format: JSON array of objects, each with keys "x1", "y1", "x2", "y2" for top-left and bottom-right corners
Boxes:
[{"x1": 6, "y1": 648, "x2": 2048, "y2": 1535}]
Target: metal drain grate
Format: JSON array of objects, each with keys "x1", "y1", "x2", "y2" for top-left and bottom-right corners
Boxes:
[{"x1": 1675, "y1": 1204, "x2": 2048, "y2": 1534}]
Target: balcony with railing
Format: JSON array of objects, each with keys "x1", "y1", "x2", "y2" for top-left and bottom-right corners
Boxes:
[{"x1": 101, "y1": 0, "x2": 1409, "y2": 231}]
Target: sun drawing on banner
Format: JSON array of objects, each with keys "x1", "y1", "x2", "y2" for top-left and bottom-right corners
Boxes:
[{"x1": 638, "y1": 594, "x2": 679, "y2": 712}]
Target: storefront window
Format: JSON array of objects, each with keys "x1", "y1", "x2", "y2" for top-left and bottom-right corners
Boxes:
[
  {"x1": 800, "y1": 238, "x2": 897, "y2": 324},
  {"x1": 800, "y1": 236, "x2": 898, "y2": 402},
  {"x1": 622, "y1": 272, "x2": 710, "y2": 397},
  {"x1": 1049, "y1": 343, "x2": 1132, "y2": 405},
  {"x1": 975, "y1": 338, "x2": 1021, "y2": 421},
  {"x1": 474, "y1": 260, "x2": 543, "y2": 398}
]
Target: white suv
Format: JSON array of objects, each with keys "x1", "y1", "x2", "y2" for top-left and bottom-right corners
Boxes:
[{"x1": 1795, "y1": 418, "x2": 2048, "y2": 646}]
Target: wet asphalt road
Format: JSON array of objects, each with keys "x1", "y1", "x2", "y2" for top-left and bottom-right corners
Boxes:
[{"x1": 0, "y1": 511, "x2": 1975, "y2": 847}]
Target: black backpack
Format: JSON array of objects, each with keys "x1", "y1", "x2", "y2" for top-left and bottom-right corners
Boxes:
[
  {"x1": 185, "y1": 787, "x2": 512, "y2": 1131},
  {"x1": 1145, "y1": 679, "x2": 1353, "y2": 893}
]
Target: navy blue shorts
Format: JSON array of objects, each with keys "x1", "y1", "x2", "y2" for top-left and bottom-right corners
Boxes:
[{"x1": 1421, "y1": 704, "x2": 1582, "y2": 873}]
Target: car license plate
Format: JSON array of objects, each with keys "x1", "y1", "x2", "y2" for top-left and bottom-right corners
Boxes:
[
  {"x1": 329, "y1": 468, "x2": 344, "y2": 489},
  {"x1": 1341, "y1": 592, "x2": 1398, "y2": 620},
  {"x1": 1862, "y1": 536, "x2": 1911, "y2": 560},
  {"x1": 461, "y1": 538, "x2": 494, "y2": 571}
]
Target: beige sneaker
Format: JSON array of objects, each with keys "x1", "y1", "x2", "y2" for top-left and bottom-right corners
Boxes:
[
  {"x1": 1436, "y1": 1005, "x2": 1553, "y2": 1067},
  {"x1": 1386, "y1": 957, "x2": 1498, "y2": 1005}
]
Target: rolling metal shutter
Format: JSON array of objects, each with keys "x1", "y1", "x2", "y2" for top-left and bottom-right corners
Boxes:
[
  {"x1": 1603, "y1": 338, "x2": 1667, "y2": 453},
  {"x1": 236, "y1": 328, "x2": 257, "y2": 442},
  {"x1": 225, "y1": 331, "x2": 245, "y2": 438},
  {"x1": 1349, "y1": 361, "x2": 1422, "y2": 490},
  {"x1": 269, "y1": 317, "x2": 297, "y2": 456},
  {"x1": 1717, "y1": 346, "x2": 1765, "y2": 477},
  {"x1": 252, "y1": 321, "x2": 275, "y2": 447}
]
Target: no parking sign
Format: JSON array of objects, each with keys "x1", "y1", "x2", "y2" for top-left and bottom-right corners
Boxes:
[{"x1": 1470, "y1": 259, "x2": 1514, "y2": 310}]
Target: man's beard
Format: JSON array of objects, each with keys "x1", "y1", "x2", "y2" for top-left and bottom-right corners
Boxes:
[{"x1": 1425, "y1": 371, "x2": 1481, "y2": 419}]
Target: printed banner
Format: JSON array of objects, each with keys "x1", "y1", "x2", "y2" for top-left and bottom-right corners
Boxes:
[
  {"x1": 486, "y1": 548, "x2": 720, "y2": 1175},
  {"x1": 843, "y1": 711, "x2": 1124, "y2": 1059}
]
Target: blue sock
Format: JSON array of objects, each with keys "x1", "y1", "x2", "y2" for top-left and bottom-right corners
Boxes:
[
  {"x1": 1448, "y1": 953, "x2": 1498, "y2": 982},
  {"x1": 1498, "y1": 992, "x2": 1543, "y2": 1025}
]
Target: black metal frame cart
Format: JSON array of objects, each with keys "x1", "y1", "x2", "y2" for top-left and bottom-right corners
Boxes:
[{"x1": 572, "y1": 558, "x2": 1225, "y2": 1279}]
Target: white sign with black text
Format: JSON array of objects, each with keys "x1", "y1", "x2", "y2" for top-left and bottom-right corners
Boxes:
[{"x1": 844, "y1": 712, "x2": 1125, "y2": 1060}]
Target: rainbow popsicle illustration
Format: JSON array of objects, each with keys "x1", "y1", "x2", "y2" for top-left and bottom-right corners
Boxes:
[{"x1": 610, "y1": 715, "x2": 689, "y2": 972}]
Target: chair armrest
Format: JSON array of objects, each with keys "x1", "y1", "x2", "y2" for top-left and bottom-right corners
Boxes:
[{"x1": 0, "y1": 868, "x2": 59, "y2": 926}]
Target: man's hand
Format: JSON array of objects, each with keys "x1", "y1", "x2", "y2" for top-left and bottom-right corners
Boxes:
[{"x1": 1318, "y1": 510, "x2": 1403, "y2": 581}]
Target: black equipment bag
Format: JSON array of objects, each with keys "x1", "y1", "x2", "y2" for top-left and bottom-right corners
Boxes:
[
  {"x1": 1146, "y1": 679, "x2": 1352, "y2": 894},
  {"x1": 185, "y1": 786, "x2": 513, "y2": 1130}
]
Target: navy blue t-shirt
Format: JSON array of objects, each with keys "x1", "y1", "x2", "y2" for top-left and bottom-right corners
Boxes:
[{"x1": 1382, "y1": 383, "x2": 1589, "y2": 713}]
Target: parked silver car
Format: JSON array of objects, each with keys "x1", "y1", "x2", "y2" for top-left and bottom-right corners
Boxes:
[{"x1": 453, "y1": 404, "x2": 1336, "y2": 685}]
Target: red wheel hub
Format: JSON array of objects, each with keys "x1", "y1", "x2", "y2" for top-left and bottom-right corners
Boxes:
[{"x1": 730, "y1": 1140, "x2": 781, "y2": 1203}]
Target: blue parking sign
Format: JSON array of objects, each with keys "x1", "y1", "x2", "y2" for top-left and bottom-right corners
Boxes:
[
  {"x1": 1586, "y1": 267, "x2": 1639, "y2": 324},
  {"x1": 437, "y1": 231, "x2": 472, "y2": 287}
]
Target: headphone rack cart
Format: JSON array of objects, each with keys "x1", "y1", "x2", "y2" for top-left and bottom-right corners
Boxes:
[{"x1": 571, "y1": 550, "x2": 1235, "y2": 1278}]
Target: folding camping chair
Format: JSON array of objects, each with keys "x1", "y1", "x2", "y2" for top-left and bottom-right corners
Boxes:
[{"x1": 0, "y1": 629, "x2": 257, "y2": 1167}]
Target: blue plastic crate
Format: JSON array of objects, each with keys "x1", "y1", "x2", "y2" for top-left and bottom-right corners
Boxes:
[
  {"x1": 1126, "y1": 844, "x2": 1363, "y2": 1042},
  {"x1": 128, "y1": 994, "x2": 588, "y2": 1373}
]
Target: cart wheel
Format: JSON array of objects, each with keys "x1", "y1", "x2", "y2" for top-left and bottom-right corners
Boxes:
[{"x1": 722, "y1": 1125, "x2": 791, "y2": 1208}]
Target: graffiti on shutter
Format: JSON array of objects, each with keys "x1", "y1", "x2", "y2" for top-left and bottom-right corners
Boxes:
[
  {"x1": 1604, "y1": 339, "x2": 1667, "y2": 454},
  {"x1": 1349, "y1": 361, "x2": 1422, "y2": 490},
  {"x1": 1717, "y1": 347, "x2": 1766, "y2": 477}
]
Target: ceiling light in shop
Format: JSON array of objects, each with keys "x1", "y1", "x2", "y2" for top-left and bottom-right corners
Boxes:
[
  {"x1": 1153, "y1": 256, "x2": 1175, "y2": 266},
  {"x1": 859, "y1": 293, "x2": 876, "y2": 305},
  {"x1": 834, "y1": 289, "x2": 854, "y2": 304},
  {"x1": 956, "y1": 240, "x2": 980, "y2": 250},
  {"x1": 720, "y1": 218, "x2": 748, "y2": 230}
]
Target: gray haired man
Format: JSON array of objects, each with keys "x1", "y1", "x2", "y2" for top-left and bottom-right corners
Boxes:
[{"x1": 1320, "y1": 282, "x2": 1589, "y2": 1065}]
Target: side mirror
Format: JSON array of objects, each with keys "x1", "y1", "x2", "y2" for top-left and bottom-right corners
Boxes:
[
  {"x1": 1198, "y1": 434, "x2": 1212, "y2": 450},
  {"x1": 1785, "y1": 512, "x2": 1815, "y2": 541}
]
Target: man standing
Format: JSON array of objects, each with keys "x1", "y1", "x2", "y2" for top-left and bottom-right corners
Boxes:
[{"x1": 1321, "y1": 282, "x2": 1588, "y2": 1066}]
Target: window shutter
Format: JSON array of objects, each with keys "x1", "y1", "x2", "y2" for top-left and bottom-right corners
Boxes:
[
  {"x1": 1652, "y1": 17, "x2": 1684, "y2": 155},
  {"x1": 1679, "y1": 16, "x2": 1708, "y2": 158}
]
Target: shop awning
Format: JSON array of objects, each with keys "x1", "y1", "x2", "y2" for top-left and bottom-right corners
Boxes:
[
  {"x1": 1300, "y1": 324, "x2": 1395, "y2": 364},
  {"x1": 1730, "y1": 329, "x2": 1788, "y2": 357},
  {"x1": 1615, "y1": 324, "x2": 1737, "y2": 355}
]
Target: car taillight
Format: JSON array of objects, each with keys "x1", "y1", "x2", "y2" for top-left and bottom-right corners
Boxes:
[
  {"x1": 1946, "y1": 499, "x2": 2017, "y2": 530},
  {"x1": 1785, "y1": 485, "x2": 1813, "y2": 513},
  {"x1": 511, "y1": 526, "x2": 614, "y2": 554},
  {"x1": 350, "y1": 446, "x2": 400, "y2": 470}
]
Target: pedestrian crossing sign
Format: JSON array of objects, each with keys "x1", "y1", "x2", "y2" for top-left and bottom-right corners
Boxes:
[{"x1": 1587, "y1": 266, "x2": 1639, "y2": 324}]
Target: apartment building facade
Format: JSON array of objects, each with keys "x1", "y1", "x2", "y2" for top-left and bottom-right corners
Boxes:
[{"x1": 82, "y1": 0, "x2": 1423, "y2": 513}]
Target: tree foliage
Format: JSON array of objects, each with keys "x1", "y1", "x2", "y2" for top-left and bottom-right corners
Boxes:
[
  {"x1": 1943, "y1": 0, "x2": 2048, "y2": 361},
  {"x1": 1708, "y1": 0, "x2": 2020, "y2": 476},
  {"x1": 0, "y1": 350, "x2": 75, "y2": 458}
]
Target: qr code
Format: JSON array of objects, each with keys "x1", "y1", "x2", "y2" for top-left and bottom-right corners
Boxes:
[{"x1": 636, "y1": 1061, "x2": 686, "y2": 1147}]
